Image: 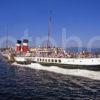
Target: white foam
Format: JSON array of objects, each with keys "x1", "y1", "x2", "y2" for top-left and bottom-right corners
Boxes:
[{"x1": 12, "y1": 62, "x2": 100, "y2": 80}]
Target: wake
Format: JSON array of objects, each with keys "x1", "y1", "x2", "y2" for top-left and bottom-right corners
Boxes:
[{"x1": 12, "y1": 63, "x2": 100, "y2": 80}]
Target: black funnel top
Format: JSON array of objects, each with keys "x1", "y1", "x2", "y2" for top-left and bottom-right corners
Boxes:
[{"x1": 17, "y1": 40, "x2": 22, "y2": 44}]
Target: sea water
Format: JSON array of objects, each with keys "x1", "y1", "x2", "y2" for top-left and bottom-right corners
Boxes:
[{"x1": 0, "y1": 59, "x2": 100, "y2": 99}]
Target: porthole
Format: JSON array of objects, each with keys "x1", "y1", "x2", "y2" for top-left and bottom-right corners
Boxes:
[
  {"x1": 59, "y1": 60, "x2": 61, "y2": 63},
  {"x1": 45, "y1": 59, "x2": 47, "y2": 62},
  {"x1": 37, "y1": 59, "x2": 39, "y2": 61},
  {"x1": 55, "y1": 60, "x2": 57, "y2": 62},
  {"x1": 52, "y1": 59, "x2": 54, "y2": 62},
  {"x1": 48, "y1": 59, "x2": 50, "y2": 62}
]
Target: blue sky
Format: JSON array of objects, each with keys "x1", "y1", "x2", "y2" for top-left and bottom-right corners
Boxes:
[{"x1": 0, "y1": 0, "x2": 100, "y2": 47}]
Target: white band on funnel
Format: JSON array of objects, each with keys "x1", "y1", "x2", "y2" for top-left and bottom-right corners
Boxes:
[
  {"x1": 16, "y1": 44, "x2": 21, "y2": 46},
  {"x1": 23, "y1": 43, "x2": 28, "y2": 46}
]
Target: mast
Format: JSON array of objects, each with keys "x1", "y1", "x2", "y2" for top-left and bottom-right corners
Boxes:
[
  {"x1": 47, "y1": 12, "x2": 52, "y2": 48},
  {"x1": 6, "y1": 27, "x2": 8, "y2": 49}
]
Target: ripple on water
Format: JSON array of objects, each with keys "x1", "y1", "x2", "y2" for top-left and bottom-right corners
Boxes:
[{"x1": 0, "y1": 61, "x2": 100, "y2": 99}]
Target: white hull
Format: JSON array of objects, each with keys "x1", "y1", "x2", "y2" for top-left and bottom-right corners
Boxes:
[
  {"x1": 14, "y1": 56, "x2": 100, "y2": 66},
  {"x1": 14, "y1": 57, "x2": 27, "y2": 62}
]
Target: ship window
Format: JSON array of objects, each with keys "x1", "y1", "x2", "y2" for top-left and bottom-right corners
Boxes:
[
  {"x1": 52, "y1": 59, "x2": 54, "y2": 62},
  {"x1": 48, "y1": 59, "x2": 50, "y2": 62},
  {"x1": 40, "y1": 59, "x2": 41, "y2": 61},
  {"x1": 59, "y1": 60, "x2": 61, "y2": 63},
  {"x1": 45, "y1": 59, "x2": 47, "y2": 62},
  {"x1": 42, "y1": 59, "x2": 44, "y2": 61},
  {"x1": 55, "y1": 60, "x2": 57, "y2": 62},
  {"x1": 37, "y1": 59, "x2": 39, "y2": 61}
]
